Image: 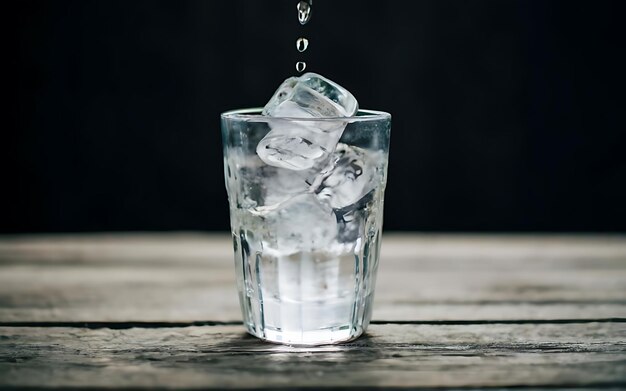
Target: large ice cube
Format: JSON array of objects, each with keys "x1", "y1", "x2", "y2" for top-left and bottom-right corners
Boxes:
[
  {"x1": 257, "y1": 73, "x2": 358, "y2": 171},
  {"x1": 255, "y1": 126, "x2": 330, "y2": 171},
  {"x1": 264, "y1": 73, "x2": 358, "y2": 118},
  {"x1": 261, "y1": 165, "x2": 313, "y2": 207},
  {"x1": 312, "y1": 144, "x2": 382, "y2": 210},
  {"x1": 262, "y1": 77, "x2": 299, "y2": 116}
]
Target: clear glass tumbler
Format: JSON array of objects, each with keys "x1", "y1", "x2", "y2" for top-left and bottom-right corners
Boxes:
[{"x1": 221, "y1": 108, "x2": 391, "y2": 345}]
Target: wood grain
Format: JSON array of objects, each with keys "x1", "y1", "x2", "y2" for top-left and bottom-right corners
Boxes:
[
  {"x1": 0, "y1": 233, "x2": 625, "y2": 389},
  {"x1": 1, "y1": 234, "x2": 625, "y2": 322},
  {"x1": 1, "y1": 322, "x2": 624, "y2": 388}
]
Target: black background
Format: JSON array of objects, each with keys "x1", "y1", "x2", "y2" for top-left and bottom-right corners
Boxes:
[{"x1": 7, "y1": 0, "x2": 625, "y2": 233}]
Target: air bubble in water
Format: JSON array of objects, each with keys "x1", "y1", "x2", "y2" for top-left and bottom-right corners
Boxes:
[
  {"x1": 296, "y1": 62, "x2": 306, "y2": 72},
  {"x1": 297, "y1": 1, "x2": 311, "y2": 25},
  {"x1": 296, "y1": 37, "x2": 309, "y2": 52}
]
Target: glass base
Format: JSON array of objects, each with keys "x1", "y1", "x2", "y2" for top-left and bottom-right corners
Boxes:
[
  {"x1": 246, "y1": 323, "x2": 365, "y2": 346},
  {"x1": 232, "y1": 231, "x2": 381, "y2": 346}
]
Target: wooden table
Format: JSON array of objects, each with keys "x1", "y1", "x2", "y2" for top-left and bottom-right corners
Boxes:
[{"x1": 0, "y1": 233, "x2": 625, "y2": 389}]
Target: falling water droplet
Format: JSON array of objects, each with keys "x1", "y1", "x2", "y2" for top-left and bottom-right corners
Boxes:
[
  {"x1": 296, "y1": 37, "x2": 309, "y2": 52},
  {"x1": 296, "y1": 62, "x2": 306, "y2": 72},
  {"x1": 297, "y1": 1, "x2": 311, "y2": 25}
]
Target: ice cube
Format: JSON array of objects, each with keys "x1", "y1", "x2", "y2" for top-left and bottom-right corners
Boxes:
[
  {"x1": 313, "y1": 144, "x2": 381, "y2": 210},
  {"x1": 264, "y1": 73, "x2": 358, "y2": 118},
  {"x1": 295, "y1": 73, "x2": 359, "y2": 117},
  {"x1": 263, "y1": 193, "x2": 338, "y2": 254},
  {"x1": 257, "y1": 73, "x2": 358, "y2": 170},
  {"x1": 262, "y1": 77, "x2": 299, "y2": 116},
  {"x1": 260, "y1": 165, "x2": 312, "y2": 207},
  {"x1": 256, "y1": 130, "x2": 327, "y2": 171}
]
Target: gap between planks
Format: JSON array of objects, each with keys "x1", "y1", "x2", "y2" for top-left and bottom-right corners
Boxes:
[{"x1": 0, "y1": 318, "x2": 624, "y2": 330}]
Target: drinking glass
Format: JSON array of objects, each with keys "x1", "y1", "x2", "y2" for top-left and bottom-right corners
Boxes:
[{"x1": 221, "y1": 108, "x2": 391, "y2": 345}]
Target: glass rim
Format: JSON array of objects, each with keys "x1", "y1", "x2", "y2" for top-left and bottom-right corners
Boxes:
[{"x1": 221, "y1": 108, "x2": 391, "y2": 122}]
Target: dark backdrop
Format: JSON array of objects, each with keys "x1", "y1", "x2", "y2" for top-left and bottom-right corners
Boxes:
[{"x1": 7, "y1": 0, "x2": 625, "y2": 233}]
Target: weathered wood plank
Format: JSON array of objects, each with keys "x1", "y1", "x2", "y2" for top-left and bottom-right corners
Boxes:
[
  {"x1": 2, "y1": 233, "x2": 625, "y2": 266},
  {"x1": 1, "y1": 323, "x2": 624, "y2": 388},
  {"x1": 0, "y1": 234, "x2": 625, "y2": 322}
]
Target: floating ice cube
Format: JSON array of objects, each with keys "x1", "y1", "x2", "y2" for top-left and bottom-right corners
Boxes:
[
  {"x1": 296, "y1": 73, "x2": 359, "y2": 117},
  {"x1": 257, "y1": 73, "x2": 358, "y2": 171},
  {"x1": 261, "y1": 165, "x2": 313, "y2": 207},
  {"x1": 264, "y1": 73, "x2": 358, "y2": 118},
  {"x1": 256, "y1": 131, "x2": 327, "y2": 171},
  {"x1": 262, "y1": 77, "x2": 299, "y2": 116},
  {"x1": 263, "y1": 193, "x2": 338, "y2": 254},
  {"x1": 313, "y1": 144, "x2": 381, "y2": 210}
]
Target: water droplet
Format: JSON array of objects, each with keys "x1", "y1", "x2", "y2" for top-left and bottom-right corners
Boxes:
[
  {"x1": 296, "y1": 62, "x2": 306, "y2": 72},
  {"x1": 297, "y1": 1, "x2": 311, "y2": 25},
  {"x1": 296, "y1": 37, "x2": 309, "y2": 52}
]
